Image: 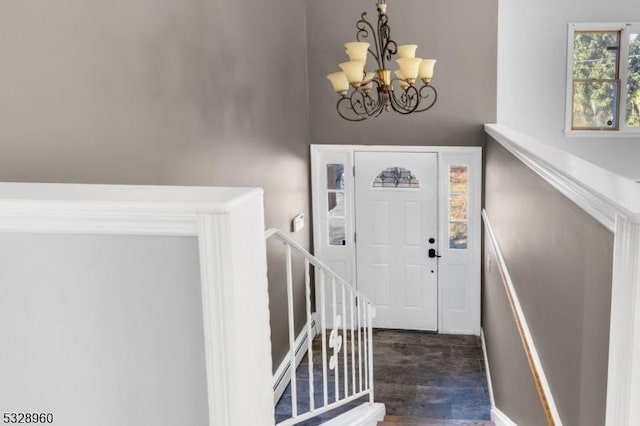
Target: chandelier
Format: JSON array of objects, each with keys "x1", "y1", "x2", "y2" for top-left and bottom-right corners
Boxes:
[{"x1": 326, "y1": 0, "x2": 437, "y2": 121}]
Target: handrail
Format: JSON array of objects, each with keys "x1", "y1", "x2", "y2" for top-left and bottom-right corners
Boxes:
[
  {"x1": 266, "y1": 228, "x2": 377, "y2": 426},
  {"x1": 265, "y1": 228, "x2": 375, "y2": 308},
  {"x1": 482, "y1": 211, "x2": 560, "y2": 426}
]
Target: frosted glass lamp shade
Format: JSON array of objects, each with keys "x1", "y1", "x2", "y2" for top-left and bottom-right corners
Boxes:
[
  {"x1": 339, "y1": 61, "x2": 366, "y2": 85},
  {"x1": 396, "y1": 57, "x2": 422, "y2": 82},
  {"x1": 363, "y1": 72, "x2": 376, "y2": 84},
  {"x1": 397, "y1": 44, "x2": 418, "y2": 59},
  {"x1": 327, "y1": 71, "x2": 350, "y2": 94},
  {"x1": 394, "y1": 70, "x2": 410, "y2": 89},
  {"x1": 419, "y1": 59, "x2": 437, "y2": 82},
  {"x1": 345, "y1": 42, "x2": 370, "y2": 61}
]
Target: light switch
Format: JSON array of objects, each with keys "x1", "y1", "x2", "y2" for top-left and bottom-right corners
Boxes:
[{"x1": 292, "y1": 214, "x2": 305, "y2": 232}]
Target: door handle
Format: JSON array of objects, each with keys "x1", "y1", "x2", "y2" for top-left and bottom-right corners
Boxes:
[{"x1": 428, "y1": 248, "x2": 442, "y2": 258}]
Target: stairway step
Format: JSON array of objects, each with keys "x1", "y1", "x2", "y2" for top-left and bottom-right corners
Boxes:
[{"x1": 378, "y1": 415, "x2": 494, "y2": 426}]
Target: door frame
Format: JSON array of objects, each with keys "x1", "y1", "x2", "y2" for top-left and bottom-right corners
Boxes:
[{"x1": 311, "y1": 145, "x2": 482, "y2": 335}]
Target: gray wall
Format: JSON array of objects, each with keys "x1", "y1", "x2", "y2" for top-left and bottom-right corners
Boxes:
[
  {"x1": 483, "y1": 136, "x2": 614, "y2": 426},
  {"x1": 0, "y1": 0, "x2": 310, "y2": 372},
  {"x1": 306, "y1": 0, "x2": 497, "y2": 146},
  {"x1": 0, "y1": 233, "x2": 208, "y2": 426},
  {"x1": 483, "y1": 236, "x2": 548, "y2": 425}
]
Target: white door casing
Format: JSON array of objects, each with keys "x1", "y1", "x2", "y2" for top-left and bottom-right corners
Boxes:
[
  {"x1": 355, "y1": 151, "x2": 439, "y2": 331},
  {"x1": 311, "y1": 145, "x2": 482, "y2": 335}
]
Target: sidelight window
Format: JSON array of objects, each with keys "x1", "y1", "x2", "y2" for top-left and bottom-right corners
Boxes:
[
  {"x1": 449, "y1": 165, "x2": 468, "y2": 249},
  {"x1": 326, "y1": 164, "x2": 346, "y2": 245}
]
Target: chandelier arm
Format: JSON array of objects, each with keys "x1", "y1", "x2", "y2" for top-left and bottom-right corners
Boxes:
[
  {"x1": 376, "y1": 11, "x2": 397, "y2": 67},
  {"x1": 356, "y1": 12, "x2": 382, "y2": 68},
  {"x1": 389, "y1": 85, "x2": 421, "y2": 114},
  {"x1": 337, "y1": 96, "x2": 367, "y2": 122},
  {"x1": 360, "y1": 80, "x2": 386, "y2": 116},
  {"x1": 412, "y1": 85, "x2": 438, "y2": 113}
]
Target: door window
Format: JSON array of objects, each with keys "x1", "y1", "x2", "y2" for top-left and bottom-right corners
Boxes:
[{"x1": 372, "y1": 167, "x2": 420, "y2": 188}]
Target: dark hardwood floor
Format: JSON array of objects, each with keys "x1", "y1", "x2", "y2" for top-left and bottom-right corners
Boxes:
[{"x1": 275, "y1": 329, "x2": 491, "y2": 425}]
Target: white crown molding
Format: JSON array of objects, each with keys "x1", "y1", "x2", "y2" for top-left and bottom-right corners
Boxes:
[{"x1": 485, "y1": 124, "x2": 640, "y2": 231}]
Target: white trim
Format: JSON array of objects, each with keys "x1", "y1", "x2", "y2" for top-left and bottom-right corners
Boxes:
[
  {"x1": 0, "y1": 182, "x2": 264, "y2": 236},
  {"x1": 0, "y1": 183, "x2": 274, "y2": 426},
  {"x1": 482, "y1": 210, "x2": 563, "y2": 426},
  {"x1": 480, "y1": 329, "x2": 495, "y2": 408},
  {"x1": 319, "y1": 402, "x2": 385, "y2": 426},
  {"x1": 485, "y1": 124, "x2": 640, "y2": 229},
  {"x1": 492, "y1": 407, "x2": 518, "y2": 426},
  {"x1": 606, "y1": 217, "x2": 640, "y2": 426},
  {"x1": 482, "y1": 329, "x2": 518, "y2": 426},
  {"x1": 273, "y1": 314, "x2": 318, "y2": 403}
]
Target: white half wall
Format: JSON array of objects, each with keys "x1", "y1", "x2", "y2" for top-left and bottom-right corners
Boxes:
[
  {"x1": 496, "y1": 0, "x2": 640, "y2": 180},
  {"x1": 0, "y1": 233, "x2": 208, "y2": 426}
]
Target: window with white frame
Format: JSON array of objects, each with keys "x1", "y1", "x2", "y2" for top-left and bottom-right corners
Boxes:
[{"x1": 565, "y1": 23, "x2": 640, "y2": 133}]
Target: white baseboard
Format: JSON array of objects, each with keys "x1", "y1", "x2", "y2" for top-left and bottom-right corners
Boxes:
[
  {"x1": 273, "y1": 314, "x2": 318, "y2": 403},
  {"x1": 481, "y1": 328, "x2": 517, "y2": 425},
  {"x1": 480, "y1": 329, "x2": 495, "y2": 408},
  {"x1": 320, "y1": 402, "x2": 386, "y2": 426},
  {"x1": 492, "y1": 407, "x2": 518, "y2": 426}
]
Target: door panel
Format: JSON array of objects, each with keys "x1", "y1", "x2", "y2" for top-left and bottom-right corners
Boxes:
[{"x1": 355, "y1": 151, "x2": 438, "y2": 331}]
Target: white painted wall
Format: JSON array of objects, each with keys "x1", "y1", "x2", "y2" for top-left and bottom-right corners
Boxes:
[
  {"x1": 0, "y1": 233, "x2": 208, "y2": 426},
  {"x1": 496, "y1": 0, "x2": 640, "y2": 180}
]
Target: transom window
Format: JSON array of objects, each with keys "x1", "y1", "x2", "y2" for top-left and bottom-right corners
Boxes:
[
  {"x1": 565, "y1": 23, "x2": 640, "y2": 133},
  {"x1": 372, "y1": 167, "x2": 420, "y2": 188}
]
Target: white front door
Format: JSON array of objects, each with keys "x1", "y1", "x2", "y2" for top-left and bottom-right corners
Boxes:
[{"x1": 354, "y1": 151, "x2": 438, "y2": 330}]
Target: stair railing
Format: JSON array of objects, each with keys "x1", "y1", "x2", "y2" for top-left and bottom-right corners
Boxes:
[{"x1": 266, "y1": 228, "x2": 376, "y2": 426}]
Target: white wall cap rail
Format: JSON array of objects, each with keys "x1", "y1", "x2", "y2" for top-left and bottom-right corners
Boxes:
[
  {"x1": 485, "y1": 124, "x2": 640, "y2": 230},
  {"x1": 0, "y1": 182, "x2": 263, "y2": 236}
]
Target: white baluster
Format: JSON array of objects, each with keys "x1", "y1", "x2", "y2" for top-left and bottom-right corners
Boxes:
[
  {"x1": 357, "y1": 295, "x2": 363, "y2": 393},
  {"x1": 363, "y1": 300, "x2": 368, "y2": 390},
  {"x1": 368, "y1": 302, "x2": 375, "y2": 403},
  {"x1": 285, "y1": 243, "x2": 297, "y2": 417},
  {"x1": 304, "y1": 258, "x2": 314, "y2": 412},
  {"x1": 320, "y1": 269, "x2": 328, "y2": 407},
  {"x1": 331, "y1": 276, "x2": 340, "y2": 402},
  {"x1": 350, "y1": 289, "x2": 356, "y2": 396},
  {"x1": 342, "y1": 284, "x2": 348, "y2": 398}
]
